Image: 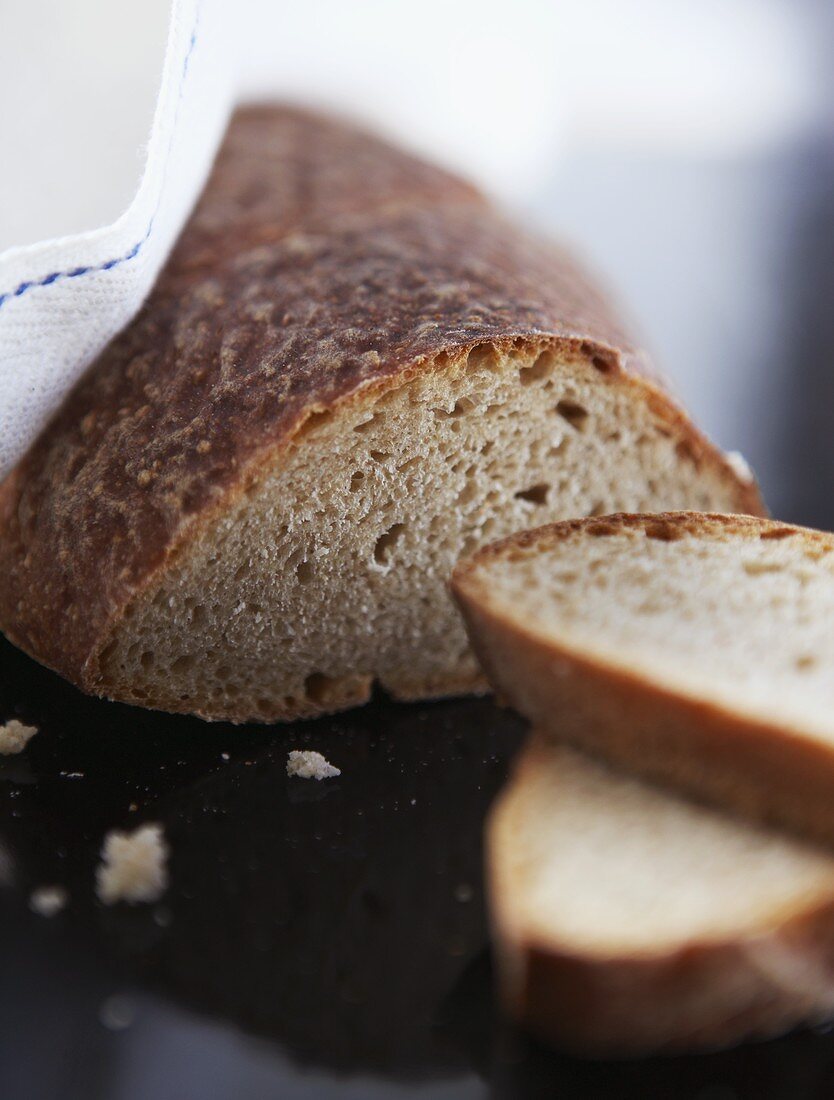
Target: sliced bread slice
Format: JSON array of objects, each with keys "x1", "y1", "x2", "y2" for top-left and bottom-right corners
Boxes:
[
  {"x1": 453, "y1": 513, "x2": 834, "y2": 846},
  {"x1": 489, "y1": 736, "x2": 834, "y2": 1055}
]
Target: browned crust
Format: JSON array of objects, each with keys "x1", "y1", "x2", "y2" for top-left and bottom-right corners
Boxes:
[
  {"x1": 453, "y1": 512, "x2": 834, "y2": 847},
  {"x1": 487, "y1": 738, "x2": 834, "y2": 1056},
  {"x1": 0, "y1": 107, "x2": 762, "y2": 698},
  {"x1": 454, "y1": 511, "x2": 816, "y2": 570},
  {"x1": 457, "y1": 510, "x2": 818, "y2": 572}
]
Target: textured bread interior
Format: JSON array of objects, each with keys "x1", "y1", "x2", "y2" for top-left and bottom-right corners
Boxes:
[
  {"x1": 495, "y1": 742, "x2": 834, "y2": 953},
  {"x1": 473, "y1": 519, "x2": 834, "y2": 739},
  {"x1": 98, "y1": 343, "x2": 740, "y2": 722}
]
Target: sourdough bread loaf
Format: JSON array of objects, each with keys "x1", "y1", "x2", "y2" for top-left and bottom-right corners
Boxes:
[
  {"x1": 453, "y1": 512, "x2": 834, "y2": 845},
  {"x1": 489, "y1": 736, "x2": 834, "y2": 1056},
  {"x1": 0, "y1": 108, "x2": 761, "y2": 722}
]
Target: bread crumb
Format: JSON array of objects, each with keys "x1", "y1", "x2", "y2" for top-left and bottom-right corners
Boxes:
[
  {"x1": 286, "y1": 750, "x2": 340, "y2": 780},
  {"x1": 725, "y1": 450, "x2": 754, "y2": 483},
  {"x1": 29, "y1": 885, "x2": 68, "y2": 917},
  {"x1": 0, "y1": 719, "x2": 38, "y2": 755},
  {"x1": 96, "y1": 823, "x2": 168, "y2": 905}
]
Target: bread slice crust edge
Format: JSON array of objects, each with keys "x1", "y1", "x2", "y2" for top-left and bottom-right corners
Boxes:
[{"x1": 453, "y1": 512, "x2": 834, "y2": 845}]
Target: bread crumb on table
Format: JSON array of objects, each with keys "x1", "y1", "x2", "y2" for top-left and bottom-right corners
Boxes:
[
  {"x1": 286, "y1": 750, "x2": 340, "y2": 780},
  {"x1": 29, "y1": 885, "x2": 68, "y2": 917},
  {"x1": 0, "y1": 719, "x2": 38, "y2": 755},
  {"x1": 96, "y1": 823, "x2": 169, "y2": 905},
  {"x1": 724, "y1": 450, "x2": 754, "y2": 483}
]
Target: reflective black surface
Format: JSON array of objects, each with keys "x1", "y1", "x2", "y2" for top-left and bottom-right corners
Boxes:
[
  {"x1": 0, "y1": 636, "x2": 520, "y2": 1097},
  {"x1": 5, "y1": 636, "x2": 834, "y2": 1100}
]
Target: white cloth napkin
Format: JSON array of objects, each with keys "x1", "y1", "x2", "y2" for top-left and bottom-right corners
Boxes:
[{"x1": 0, "y1": 0, "x2": 232, "y2": 479}]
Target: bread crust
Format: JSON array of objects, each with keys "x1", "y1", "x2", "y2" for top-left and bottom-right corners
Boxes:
[
  {"x1": 453, "y1": 512, "x2": 834, "y2": 846},
  {"x1": 488, "y1": 737, "x2": 834, "y2": 1056},
  {"x1": 0, "y1": 109, "x2": 762, "y2": 702}
]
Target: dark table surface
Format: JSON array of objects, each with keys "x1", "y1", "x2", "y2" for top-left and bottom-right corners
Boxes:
[
  {"x1": 4, "y1": 137, "x2": 834, "y2": 1099},
  {"x1": 5, "y1": 641, "x2": 834, "y2": 1100}
]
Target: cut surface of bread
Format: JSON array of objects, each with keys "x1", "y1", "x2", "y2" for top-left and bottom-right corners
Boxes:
[
  {"x1": 490, "y1": 737, "x2": 834, "y2": 1055},
  {"x1": 97, "y1": 352, "x2": 754, "y2": 721},
  {"x1": 0, "y1": 109, "x2": 761, "y2": 723},
  {"x1": 453, "y1": 513, "x2": 834, "y2": 844}
]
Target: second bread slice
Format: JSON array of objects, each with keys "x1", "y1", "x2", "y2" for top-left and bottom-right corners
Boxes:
[
  {"x1": 452, "y1": 512, "x2": 834, "y2": 845},
  {"x1": 490, "y1": 737, "x2": 834, "y2": 1055}
]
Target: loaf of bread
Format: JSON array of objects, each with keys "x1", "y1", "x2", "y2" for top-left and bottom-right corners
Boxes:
[
  {"x1": 489, "y1": 736, "x2": 834, "y2": 1056},
  {"x1": 453, "y1": 512, "x2": 834, "y2": 845},
  {"x1": 0, "y1": 108, "x2": 761, "y2": 722}
]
